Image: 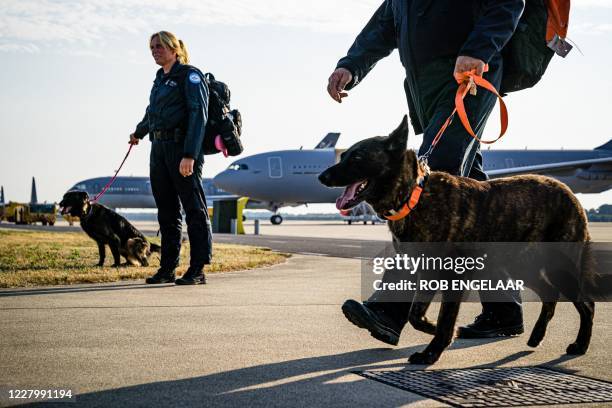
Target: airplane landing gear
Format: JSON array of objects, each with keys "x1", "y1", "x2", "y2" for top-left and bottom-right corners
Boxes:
[{"x1": 270, "y1": 214, "x2": 283, "y2": 225}]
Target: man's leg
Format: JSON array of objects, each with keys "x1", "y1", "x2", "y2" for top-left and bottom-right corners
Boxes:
[
  {"x1": 416, "y1": 55, "x2": 524, "y2": 337},
  {"x1": 147, "y1": 140, "x2": 182, "y2": 283},
  {"x1": 461, "y1": 149, "x2": 524, "y2": 337}
]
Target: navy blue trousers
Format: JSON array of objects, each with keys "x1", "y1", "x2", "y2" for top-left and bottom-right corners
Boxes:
[{"x1": 150, "y1": 140, "x2": 212, "y2": 272}]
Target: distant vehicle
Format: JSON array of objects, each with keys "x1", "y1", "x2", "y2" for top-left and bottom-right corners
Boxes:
[
  {"x1": 212, "y1": 138, "x2": 612, "y2": 224},
  {"x1": 0, "y1": 202, "x2": 57, "y2": 225},
  {"x1": 341, "y1": 202, "x2": 381, "y2": 225},
  {"x1": 29, "y1": 203, "x2": 58, "y2": 226}
]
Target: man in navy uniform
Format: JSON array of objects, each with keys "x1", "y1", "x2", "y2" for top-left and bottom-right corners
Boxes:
[{"x1": 327, "y1": 1, "x2": 526, "y2": 341}]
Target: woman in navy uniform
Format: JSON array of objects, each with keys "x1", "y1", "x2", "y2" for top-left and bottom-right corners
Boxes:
[{"x1": 130, "y1": 31, "x2": 211, "y2": 285}]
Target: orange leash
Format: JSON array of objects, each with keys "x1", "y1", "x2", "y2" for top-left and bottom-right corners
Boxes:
[
  {"x1": 422, "y1": 65, "x2": 508, "y2": 163},
  {"x1": 385, "y1": 68, "x2": 508, "y2": 222}
]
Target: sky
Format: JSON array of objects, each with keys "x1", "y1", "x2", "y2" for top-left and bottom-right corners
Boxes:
[{"x1": 1, "y1": 0, "x2": 612, "y2": 212}]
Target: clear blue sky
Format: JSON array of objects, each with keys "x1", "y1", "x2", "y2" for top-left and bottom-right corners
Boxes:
[{"x1": 1, "y1": 0, "x2": 611, "y2": 211}]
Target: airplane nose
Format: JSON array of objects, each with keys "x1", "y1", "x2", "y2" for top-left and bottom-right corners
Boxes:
[{"x1": 213, "y1": 171, "x2": 236, "y2": 193}]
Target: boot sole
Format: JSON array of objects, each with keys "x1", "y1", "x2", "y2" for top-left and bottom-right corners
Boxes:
[
  {"x1": 145, "y1": 278, "x2": 175, "y2": 284},
  {"x1": 175, "y1": 279, "x2": 206, "y2": 285},
  {"x1": 342, "y1": 300, "x2": 399, "y2": 346},
  {"x1": 458, "y1": 323, "x2": 524, "y2": 339}
]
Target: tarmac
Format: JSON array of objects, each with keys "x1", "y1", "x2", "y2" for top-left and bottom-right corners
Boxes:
[{"x1": 1, "y1": 222, "x2": 611, "y2": 407}]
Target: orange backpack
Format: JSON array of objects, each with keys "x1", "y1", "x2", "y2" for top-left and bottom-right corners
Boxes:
[{"x1": 500, "y1": 0, "x2": 571, "y2": 94}]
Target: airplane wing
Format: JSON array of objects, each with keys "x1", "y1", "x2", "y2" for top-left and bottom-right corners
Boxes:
[
  {"x1": 314, "y1": 133, "x2": 340, "y2": 149},
  {"x1": 488, "y1": 157, "x2": 612, "y2": 178}
]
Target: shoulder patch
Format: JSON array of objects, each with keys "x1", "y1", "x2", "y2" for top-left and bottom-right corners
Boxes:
[{"x1": 189, "y1": 72, "x2": 201, "y2": 84}]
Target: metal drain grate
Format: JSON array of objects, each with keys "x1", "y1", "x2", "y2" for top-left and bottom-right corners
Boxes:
[{"x1": 356, "y1": 367, "x2": 612, "y2": 407}]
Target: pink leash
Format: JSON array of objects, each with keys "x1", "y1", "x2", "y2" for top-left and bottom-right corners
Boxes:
[{"x1": 92, "y1": 144, "x2": 134, "y2": 203}]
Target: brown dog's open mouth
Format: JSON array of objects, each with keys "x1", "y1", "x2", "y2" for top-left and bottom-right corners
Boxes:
[
  {"x1": 60, "y1": 206, "x2": 71, "y2": 215},
  {"x1": 336, "y1": 180, "x2": 369, "y2": 211}
]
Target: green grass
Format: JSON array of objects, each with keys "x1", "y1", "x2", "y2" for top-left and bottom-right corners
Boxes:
[{"x1": 0, "y1": 229, "x2": 290, "y2": 287}]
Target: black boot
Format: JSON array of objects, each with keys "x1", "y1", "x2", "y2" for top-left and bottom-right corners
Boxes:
[
  {"x1": 145, "y1": 269, "x2": 176, "y2": 284},
  {"x1": 341, "y1": 299, "x2": 401, "y2": 346},
  {"x1": 458, "y1": 312, "x2": 524, "y2": 339},
  {"x1": 175, "y1": 267, "x2": 206, "y2": 285}
]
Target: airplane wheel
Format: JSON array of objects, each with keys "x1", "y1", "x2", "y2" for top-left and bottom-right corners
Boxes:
[
  {"x1": 270, "y1": 215, "x2": 283, "y2": 225},
  {"x1": 348, "y1": 220, "x2": 352, "y2": 225}
]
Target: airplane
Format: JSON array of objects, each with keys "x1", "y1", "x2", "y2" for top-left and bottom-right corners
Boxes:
[
  {"x1": 212, "y1": 138, "x2": 612, "y2": 224},
  {"x1": 64, "y1": 133, "x2": 342, "y2": 221},
  {"x1": 66, "y1": 176, "x2": 242, "y2": 210}
]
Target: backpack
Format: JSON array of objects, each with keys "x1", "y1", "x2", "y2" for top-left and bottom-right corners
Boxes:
[
  {"x1": 500, "y1": 0, "x2": 571, "y2": 94},
  {"x1": 201, "y1": 73, "x2": 243, "y2": 156}
]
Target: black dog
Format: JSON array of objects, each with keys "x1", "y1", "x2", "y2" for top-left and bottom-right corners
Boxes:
[
  {"x1": 59, "y1": 190, "x2": 160, "y2": 267},
  {"x1": 319, "y1": 116, "x2": 597, "y2": 364}
]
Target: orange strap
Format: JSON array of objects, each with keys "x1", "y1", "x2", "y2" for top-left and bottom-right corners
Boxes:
[
  {"x1": 384, "y1": 184, "x2": 423, "y2": 221},
  {"x1": 429, "y1": 66, "x2": 508, "y2": 152},
  {"x1": 384, "y1": 166, "x2": 427, "y2": 221},
  {"x1": 454, "y1": 69, "x2": 508, "y2": 144}
]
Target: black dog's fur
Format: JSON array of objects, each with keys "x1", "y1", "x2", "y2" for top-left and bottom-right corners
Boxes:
[
  {"x1": 59, "y1": 191, "x2": 160, "y2": 267},
  {"x1": 319, "y1": 116, "x2": 596, "y2": 365}
]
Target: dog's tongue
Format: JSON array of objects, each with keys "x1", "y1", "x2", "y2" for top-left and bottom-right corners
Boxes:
[{"x1": 336, "y1": 181, "x2": 361, "y2": 210}]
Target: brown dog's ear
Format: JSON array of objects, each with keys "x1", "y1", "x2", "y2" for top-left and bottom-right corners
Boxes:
[{"x1": 387, "y1": 115, "x2": 409, "y2": 153}]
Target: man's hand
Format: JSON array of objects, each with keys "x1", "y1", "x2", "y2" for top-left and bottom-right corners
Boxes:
[
  {"x1": 179, "y1": 158, "x2": 194, "y2": 177},
  {"x1": 129, "y1": 133, "x2": 139, "y2": 145},
  {"x1": 454, "y1": 56, "x2": 486, "y2": 80},
  {"x1": 327, "y1": 68, "x2": 353, "y2": 103}
]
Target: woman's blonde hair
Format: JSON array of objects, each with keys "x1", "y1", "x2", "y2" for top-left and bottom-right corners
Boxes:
[{"x1": 150, "y1": 31, "x2": 190, "y2": 64}]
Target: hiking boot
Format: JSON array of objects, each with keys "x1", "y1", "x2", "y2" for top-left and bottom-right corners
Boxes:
[
  {"x1": 175, "y1": 267, "x2": 206, "y2": 285},
  {"x1": 145, "y1": 269, "x2": 176, "y2": 284},
  {"x1": 341, "y1": 299, "x2": 401, "y2": 346},
  {"x1": 458, "y1": 312, "x2": 524, "y2": 339}
]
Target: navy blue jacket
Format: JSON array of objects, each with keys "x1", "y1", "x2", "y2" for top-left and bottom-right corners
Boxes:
[
  {"x1": 134, "y1": 61, "x2": 209, "y2": 158},
  {"x1": 337, "y1": 0, "x2": 524, "y2": 130}
]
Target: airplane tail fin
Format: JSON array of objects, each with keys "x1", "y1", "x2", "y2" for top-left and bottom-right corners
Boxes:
[
  {"x1": 595, "y1": 139, "x2": 612, "y2": 151},
  {"x1": 0, "y1": 186, "x2": 4, "y2": 204},
  {"x1": 314, "y1": 133, "x2": 340, "y2": 149},
  {"x1": 31, "y1": 177, "x2": 38, "y2": 204}
]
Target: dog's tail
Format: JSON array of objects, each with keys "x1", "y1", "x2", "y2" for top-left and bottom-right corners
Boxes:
[{"x1": 149, "y1": 243, "x2": 161, "y2": 254}]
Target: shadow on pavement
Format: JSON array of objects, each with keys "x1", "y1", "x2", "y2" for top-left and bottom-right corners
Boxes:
[{"x1": 22, "y1": 341, "x2": 581, "y2": 408}]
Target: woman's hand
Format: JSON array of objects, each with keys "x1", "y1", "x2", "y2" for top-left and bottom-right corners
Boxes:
[
  {"x1": 129, "y1": 133, "x2": 139, "y2": 145},
  {"x1": 179, "y1": 158, "x2": 195, "y2": 177}
]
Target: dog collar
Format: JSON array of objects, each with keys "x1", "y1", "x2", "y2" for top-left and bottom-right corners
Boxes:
[
  {"x1": 384, "y1": 167, "x2": 429, "y2": 222},
  {"x1": 80, "y1": 203, "x2": 94, "y2": 220}
]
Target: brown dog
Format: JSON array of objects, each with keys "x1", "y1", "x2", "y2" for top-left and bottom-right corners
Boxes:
[{"x1": 319, "y1": 116, "x2": 596, "y2": 364}]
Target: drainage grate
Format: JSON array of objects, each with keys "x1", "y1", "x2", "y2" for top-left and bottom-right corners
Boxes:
[{"x1": 356, "y1": 367, "x2": 612, "y2": 407}]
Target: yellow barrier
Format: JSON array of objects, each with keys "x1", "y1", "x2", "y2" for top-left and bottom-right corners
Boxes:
[{"x1": 236, "y1": 197, "x2": 249, "y2": 234}]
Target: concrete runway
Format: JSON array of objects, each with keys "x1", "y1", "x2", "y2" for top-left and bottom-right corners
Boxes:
[{"x1": 1, "y1": 221, "x2": 611, "y2": 407}]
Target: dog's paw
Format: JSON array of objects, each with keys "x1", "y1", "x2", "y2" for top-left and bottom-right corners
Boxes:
[
  {"x1": 111, "y1": 263, "x2": 121, "y2": 268},
  {"x1": 566, "y1": 342, "x2": 588, "y2": 355},
  {"x1": 408, "y1": 350, "x2": 439, "y2": 365},
  {"x1": 527, "y1": 332, "x2": 544, "y2": 348},
  {"x1": 96, "y1": 262, "x2": 104, "y2": 267}
]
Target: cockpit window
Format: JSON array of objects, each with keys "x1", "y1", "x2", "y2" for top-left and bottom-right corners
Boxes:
[{"x1": 228, "y1": 163, "x2": 249, "y2": 170}]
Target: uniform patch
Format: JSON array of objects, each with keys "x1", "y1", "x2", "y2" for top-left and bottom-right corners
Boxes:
[{"x1": 189, "y1": 73, "x2": 201, "y2": 84}]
